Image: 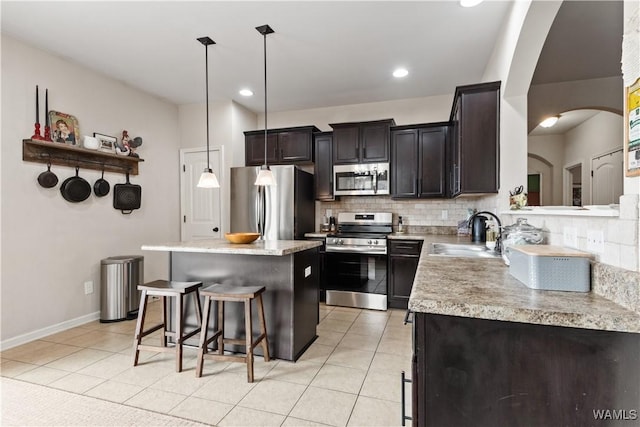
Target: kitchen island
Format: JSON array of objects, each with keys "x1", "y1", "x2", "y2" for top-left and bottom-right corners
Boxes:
[
  {"x1": 142, "y1": 239, "x2": 322, "y2": 361},
  {"x1": 408, "y1": 247, "x2": 640, "y2": 426}
]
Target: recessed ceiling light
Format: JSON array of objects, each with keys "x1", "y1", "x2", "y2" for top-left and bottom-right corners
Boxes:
[
  {"x1": 239, "y1": 89, "x2": 253, "y2": 97},
  {"x1": 393, "y1": 68, "x2": 409, "y2": 78},
  {"x1": 539, "y1": 115, "x2": 560, "y2": 128},
  {"x1": 460, "y1": 0, "x2": 483, "y2": 7}
]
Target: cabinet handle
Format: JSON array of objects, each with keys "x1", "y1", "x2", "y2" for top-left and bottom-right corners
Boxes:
[
  {"x1": 401, "y1": 371, "x2": 413, "y2": 426},
  {"x1": 403, "y1": 310, "x2": 414, "y2": 325}
]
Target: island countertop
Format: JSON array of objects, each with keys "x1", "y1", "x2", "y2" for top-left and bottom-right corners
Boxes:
[
  {"x1": 142, "y1": 239, "x2": 322, "y2": 256},
  {"x1": 408, "y1": 242, "x2": 640, "y2": 334}
]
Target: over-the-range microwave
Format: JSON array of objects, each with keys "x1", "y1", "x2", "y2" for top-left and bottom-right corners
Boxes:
[{"x1": 333, "y1": 163, "x2": 389, "y2": 196}]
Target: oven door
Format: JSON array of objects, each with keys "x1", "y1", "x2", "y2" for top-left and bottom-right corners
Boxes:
[{"x1": 324, "y1": 251, "x2": 388, "y2": 310}]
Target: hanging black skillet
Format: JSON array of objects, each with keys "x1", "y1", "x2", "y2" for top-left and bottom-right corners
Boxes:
[
  {"x1": 94, "y1": 169, "x2": 110, "y2": 197},
  {"x1": 37, "y1": 162, "x2": 58, "y2": 188},
  {"x1": 60, "y1": 167, "x2": 91, "y2": 203},
  {"x1": 113, "y1": 172, "x2": 141, "y2": 214}
]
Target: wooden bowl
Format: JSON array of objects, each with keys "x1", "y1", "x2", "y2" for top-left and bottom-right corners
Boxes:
[{"x1": 224, "y1": 232, "x2": 260, "y2": 244}]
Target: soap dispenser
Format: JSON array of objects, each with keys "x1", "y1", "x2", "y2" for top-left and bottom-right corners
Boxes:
[{"x1": 398, "y1": 216, "x2": 404, "y2": 233}]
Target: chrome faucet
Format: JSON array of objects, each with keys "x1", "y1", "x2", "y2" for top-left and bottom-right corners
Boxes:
[{"x1": 468, "y1": 211, "x2": 503, "y2": 254}]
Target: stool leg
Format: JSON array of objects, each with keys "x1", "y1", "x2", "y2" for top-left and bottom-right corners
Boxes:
[
  {"x1": 256, "y1": 293, "x2": 270, "y2": 362},
  {"x1": 196, "y1": 296, "x2": 211, "y2": 378},
  {"x1": 193, "y1": 290, "x2": 203, "y2": 328},
  {"x1": 175, "y1": 294, "x2": 184, "y2": 373},
  {"x1": 161, "y1": 296, "x2": 168, "y2": 348},
  {"x1": 245, "y1": 298, "x2": 254, "y2": 383},
  {"x1": 217, "y1": 300, "x2": 225, "y2": 355},
  {"x1": 132, "y1": 290, "x2": 149, "y2": 366}
]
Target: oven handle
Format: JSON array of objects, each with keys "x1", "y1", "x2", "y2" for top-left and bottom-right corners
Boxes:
[{"x1": 325, "y1": 246, "x2": 387, "y2": 255}]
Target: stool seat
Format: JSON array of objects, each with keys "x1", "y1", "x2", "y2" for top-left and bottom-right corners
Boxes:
[
  {"x1": 132, "y1": 280, "x2": 203, "y2": 373},
  {"x1": 139, "y1": 280, "x2": 203, "y2": 294},
  {"x1": 196, "y1": 284, "x2": 270, "y2": 382},
  {"x1": 201, "y1": 283, "x2": 265, "y2": 299}
]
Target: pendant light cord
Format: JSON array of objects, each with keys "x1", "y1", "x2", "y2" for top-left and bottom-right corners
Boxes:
[
  {"x1": 263, "y1": 32, "x2": 268, "y2": 168},
  {"x1": 205, "y1": 43, "x2": 211, "y2": 170}
]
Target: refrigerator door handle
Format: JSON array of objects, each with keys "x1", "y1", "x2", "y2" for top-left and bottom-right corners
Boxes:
[{"x1": 255, "y1": 186, "x2": 262, "y2": 236}]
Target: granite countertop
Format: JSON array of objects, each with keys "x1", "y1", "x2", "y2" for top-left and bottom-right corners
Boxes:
[
  {"x1": 142, "y1": 239, "x2": 322, "y2": 256},
  {"x1": 409, "y1": 246, "x2": 640, "y2": 334}
]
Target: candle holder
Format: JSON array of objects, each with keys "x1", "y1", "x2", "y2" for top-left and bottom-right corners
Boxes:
[{"x1": 31, "y1": 123, "x2": 44, "y2": 140}]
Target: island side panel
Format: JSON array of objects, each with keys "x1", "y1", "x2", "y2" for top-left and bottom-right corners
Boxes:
[
  {"x1": 414, "y1": 313, "x2": 640, "y2": 427},
  {"x1": 293, "y1": 247, "x2": 320, "y2": 359},
  {"x1": 168, "y1": 249, "x2": 318, "y2": 361}
]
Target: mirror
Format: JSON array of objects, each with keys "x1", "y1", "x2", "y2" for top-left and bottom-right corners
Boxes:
[{"x1": 527, "y1": 1, "x2": 623, "y2": 207}]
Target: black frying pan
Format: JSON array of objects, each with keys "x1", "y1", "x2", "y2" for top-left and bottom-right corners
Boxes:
[
  {"x1": 94, "y1": 170, "x2": 110, "y2": 197},
  {"x1": 37, "y1": 162, "x2": 58, "y2": 188},
  {"x1": 60, "y1": 167, "x2": 91, "y2": 203},
  {"x1": 113, "y1": 173, "x2": 141, "y2": 214}
]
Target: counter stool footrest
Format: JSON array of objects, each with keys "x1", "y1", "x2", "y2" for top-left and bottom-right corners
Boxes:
[{"x1": 139, "y1": 323, "x2": 164, "y2": 338}]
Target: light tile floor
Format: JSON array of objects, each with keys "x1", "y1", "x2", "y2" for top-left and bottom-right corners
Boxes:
[{"x1": 1, "y1": 302, "x2": 413, "y2": 426}]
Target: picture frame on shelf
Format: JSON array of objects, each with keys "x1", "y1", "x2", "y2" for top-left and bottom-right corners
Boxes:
[
  {"x1": 94, "y1": 132, "x2": 117, "y2": 153},
  {"x1": 49, "y1": 111, "x2": 79, "y2": 145}
]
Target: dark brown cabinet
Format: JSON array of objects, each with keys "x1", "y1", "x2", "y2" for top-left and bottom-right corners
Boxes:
[
  {"x1": 412, "y1": 313, "x2": 640, "y2": 427},
  {"x1": 387, "y1": 239, "x2": 423, "y2": 309},
  {"x1": 390, "y1": 123, "x2": 448, "y2": 199},
  {"x1": 449, "y1": 81, "x2": 500, "y2": 197},
  {"x1": 314, "y1": 132, "x2": 335, "y2": 201},
  {"x1": 330, "y1": 119, "x2": 395, "y2": 164},
  {"x1": 244, "y1": 125, "x2": 319, "y2": 166}
]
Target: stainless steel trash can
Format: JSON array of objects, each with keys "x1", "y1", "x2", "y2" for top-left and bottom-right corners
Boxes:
[{"x1": 100, "y1": 255, "x2": 143, "y2": 322}]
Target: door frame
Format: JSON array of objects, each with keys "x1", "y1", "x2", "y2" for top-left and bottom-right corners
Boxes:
[
  {"x1": 563, "y1": 161, "x2": 583, "y2": 206},
  {"x1": 179, "y1": 146, "x2": 224, "y2": 241}
]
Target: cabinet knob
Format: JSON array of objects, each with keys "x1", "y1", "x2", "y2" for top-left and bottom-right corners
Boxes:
[{"x1": 212, "y1": 227, "x2": 219, "y2": 232}]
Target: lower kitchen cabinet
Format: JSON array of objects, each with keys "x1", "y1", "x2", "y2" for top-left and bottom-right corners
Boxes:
[
  {"x1": 412, "y1": 312, "x2": 640, "y2": 427},
  {"x1": 306, "y1": 236, "x2": 326, "y2": 304},
  {"x1": 388, "y1": 239, "x2": 423, "y2": 309}
]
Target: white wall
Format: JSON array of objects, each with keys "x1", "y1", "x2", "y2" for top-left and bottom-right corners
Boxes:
[
  {"x1": 564, "y1": 111, "x2": 624, "y2": 205},
  {"x1": 528, "y1": 134, "x2": 564, "y2": 205},
  {"x1": 263, "y1": 95, "x2": 453, "y2": 131},
  {"x1": 1, "y1": 35, "x2": 182, "y2": 347}
]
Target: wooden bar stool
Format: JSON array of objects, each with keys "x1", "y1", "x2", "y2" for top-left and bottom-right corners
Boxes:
[
  {"x1": 132, "y1": 280, "x2": 203, "y2": 372},
  {"x1": 196, "y1": 283, "x2": 270, "y2": 382}
]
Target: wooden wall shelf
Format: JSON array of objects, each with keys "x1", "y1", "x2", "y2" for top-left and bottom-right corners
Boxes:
[{"x1": 23, "y1": 139, "x2": 143, "y2": 175}]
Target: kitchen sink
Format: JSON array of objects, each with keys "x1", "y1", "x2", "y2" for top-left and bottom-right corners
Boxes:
[{"x1": 429, "y1": 242, "x2": 501, "y2": 259}]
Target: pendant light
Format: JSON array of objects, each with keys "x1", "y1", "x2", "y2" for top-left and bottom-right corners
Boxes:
[
  {"x1": 196, "y1": 36, "x2": 220, "y2": 188},
  {"x1": 254, "y1": 25, "x2": 277, "y2": 187}
]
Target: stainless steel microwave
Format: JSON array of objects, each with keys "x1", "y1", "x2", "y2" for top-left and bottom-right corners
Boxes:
[{"x1": 333, "y1": 163, "x2": 389, "y2": 196}]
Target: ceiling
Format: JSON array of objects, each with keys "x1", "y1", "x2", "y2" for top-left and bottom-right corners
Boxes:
[
  {"x1": 1, "y1": 1, "x2": 513, "y2": 113},
  {"x1": 1, "y1": 1, "x2": 622, "y2": 120}
]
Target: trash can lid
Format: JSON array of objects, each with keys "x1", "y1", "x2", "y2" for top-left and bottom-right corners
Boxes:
[{"x1": 101, "y1": 255, "x2": 144, "y2": 264}]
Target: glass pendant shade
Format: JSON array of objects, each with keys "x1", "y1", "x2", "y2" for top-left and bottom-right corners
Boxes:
[
  {"x1": 198, "y1": 168, "x2": 220, "y2": 188},
  {"x1": 254, "y1": 165, "x2": 277, "y2": 186}
]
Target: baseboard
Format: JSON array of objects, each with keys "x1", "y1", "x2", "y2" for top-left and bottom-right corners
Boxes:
[{"x1": 0, "y1": 311, "x2": 101, "y2": 351}]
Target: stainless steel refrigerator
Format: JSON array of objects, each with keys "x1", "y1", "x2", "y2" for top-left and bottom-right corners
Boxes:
[{"x1": 230, "y1": 165, "x2": 315, "y2": 240}]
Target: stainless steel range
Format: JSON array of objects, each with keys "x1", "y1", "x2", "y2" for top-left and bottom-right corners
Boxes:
[{"x1": 325, "y1": 212, "x2": 392, "y2": 310}]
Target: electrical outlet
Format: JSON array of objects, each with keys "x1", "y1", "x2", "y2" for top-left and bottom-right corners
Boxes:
[
  {"x1": 441, "y1": 210, "x2": 448, "y2": 220},
  {"x1": 326, "y1": 209, "x2": 332, "y2": 218},
  {"x1": 84, "y1": 281, "x2": 94, "y2": 295},
  {"x1": 563, "y1": 227, "x2": 578, "y2": 248},
  {"x1": 587, "y1": 230, "x2": 605, "y2": 253}
]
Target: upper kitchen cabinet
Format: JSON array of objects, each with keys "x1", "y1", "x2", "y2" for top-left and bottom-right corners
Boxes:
[
  {"x1": 245, "y1": 125, "x2": 320, "y2": 166},
  {"x1": 449, "y1": 81, "x2": 500, "y2": 197},
  {"x1": 314, "y1": 131, "x2": 335, "y2": 201},
  {"x1": 330, "y1": 119, "x2": 395, "y2": 164},
  {"x1": 391, "y1": 123, "x2": 449, "y2": 199}
]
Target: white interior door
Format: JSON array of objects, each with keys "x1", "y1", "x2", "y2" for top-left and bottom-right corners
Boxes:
[
  {"x1": 180, "y1": 147, "x2": 223, "y2": 241},
  {"x1": 591, "y1": 148, "x2": 623, "y2": 205}
]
